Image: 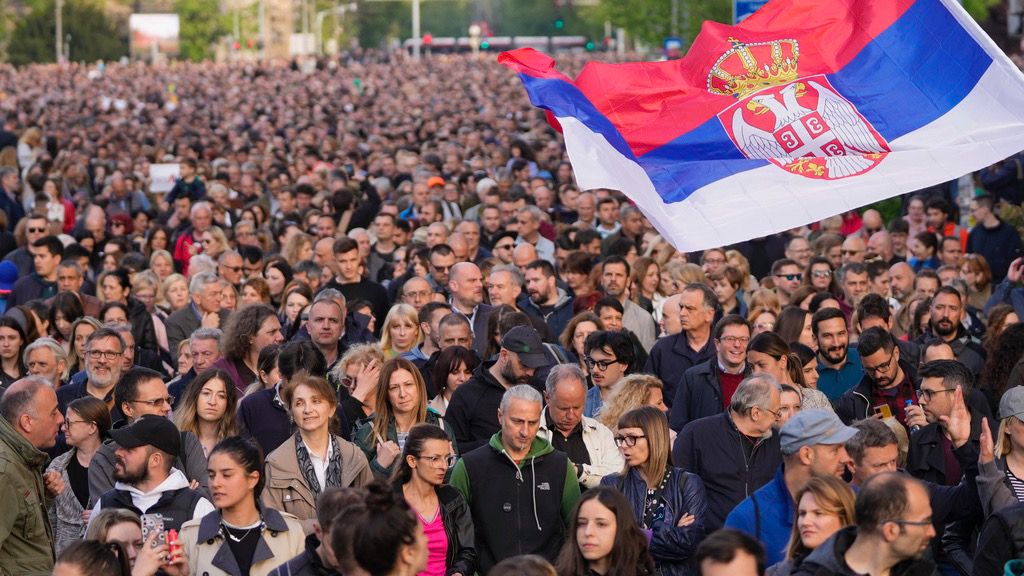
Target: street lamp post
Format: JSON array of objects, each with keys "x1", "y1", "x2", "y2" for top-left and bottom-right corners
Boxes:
[{"x1": 55, "y1": 0, "x2": 63, "y2": 63}]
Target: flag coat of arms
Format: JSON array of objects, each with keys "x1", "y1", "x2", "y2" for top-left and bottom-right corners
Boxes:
[{"x1": 499, "y1": 0, "x2": 1024, "y2": 251}]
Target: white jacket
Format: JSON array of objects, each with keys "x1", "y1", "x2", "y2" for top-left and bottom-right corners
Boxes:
[{"x1": 538, "y1": 411, "x2": 624, "y2": 488}]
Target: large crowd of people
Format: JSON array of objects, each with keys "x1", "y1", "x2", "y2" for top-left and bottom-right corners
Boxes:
[{"x1": 0, "y1": 50, "x2": 1022, "y2": 576}]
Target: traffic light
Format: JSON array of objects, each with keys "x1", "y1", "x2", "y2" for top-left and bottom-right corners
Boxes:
[
  {"x1": 554, "y1": 17, "x2": 565, "y2": 30},
  {"x1": 585, "y1": 40, "x2": 595, "y2": 51},
  {"x1": 480, "y1": 40, "x2": 490, "y2": 50}
]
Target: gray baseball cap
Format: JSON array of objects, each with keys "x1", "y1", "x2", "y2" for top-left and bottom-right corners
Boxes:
[
  {"x1": 1000, "y1": 386, "x2": 1024, "y2": 420},
  {"x1": 780, "y1": 409, "x2": 860, "y2": 455}
]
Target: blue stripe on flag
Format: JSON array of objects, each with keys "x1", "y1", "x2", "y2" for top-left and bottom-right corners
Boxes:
[
  {"x1": 518, "y1": 74, "x2": 639, "y2": 163},
  {"x1": 639, "y1": 0, "x2": 993, "y2": 203}
]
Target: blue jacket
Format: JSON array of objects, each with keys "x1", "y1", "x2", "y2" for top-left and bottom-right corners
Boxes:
[
  {"x1": 602, "y1": 467, "x2": 708, "y2": 576},
  {"x1": 725, "y1": 467, "x2": 793, "y2": 566},
  {"x1": 643, "y1": 332, "x2": 715, "y2": 410}
]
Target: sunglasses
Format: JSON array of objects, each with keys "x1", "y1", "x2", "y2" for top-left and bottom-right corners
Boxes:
[{"x1": 776, "y1": 273, "x2": 801, "y2": 281}]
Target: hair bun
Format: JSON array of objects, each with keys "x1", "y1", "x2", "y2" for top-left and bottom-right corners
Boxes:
[{"x1": 363, "y1": 480, "x2": 396, "y2": 512}]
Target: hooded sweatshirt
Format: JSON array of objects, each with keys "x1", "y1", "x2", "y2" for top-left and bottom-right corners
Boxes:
[
  {"x1": 449, "y1": 432, "x2": 580, "y2": 574},
  {"x1": 89, "y1": 468, "x2": 215, "y2": 532}
]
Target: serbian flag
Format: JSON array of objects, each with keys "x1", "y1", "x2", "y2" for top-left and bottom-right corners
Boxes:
[{"x1": 499, "y1": 0, "x2": 1024, "y2": 251}]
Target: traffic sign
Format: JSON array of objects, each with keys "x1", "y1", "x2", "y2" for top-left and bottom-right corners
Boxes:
[{"x1": 734, "y1": 0, "x2": 769, "y2": 23}]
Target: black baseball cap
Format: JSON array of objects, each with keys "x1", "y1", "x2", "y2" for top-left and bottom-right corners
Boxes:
[
  {"x1": 500, "y1": 326, "x2": 549, "y2": 368},
  {"x1": 110, "y1": 414, "x2": 181, "y2": 458}
]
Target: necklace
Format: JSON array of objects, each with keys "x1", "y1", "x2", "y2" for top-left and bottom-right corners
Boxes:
[{"x1": 221, "y1": 519, "x2": 264, "y2": 543}]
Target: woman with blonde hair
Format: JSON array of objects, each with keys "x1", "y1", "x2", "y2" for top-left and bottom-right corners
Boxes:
[
  {"x1": 131, "y1": 270, "x2": 169, "y2": 364},
  {"x1": 199, "y1": 225, "x2": 229, "y2": 261},
  {"x1": 282, "y1": 231, "x2": 315, "y2": 267},
  {"x1": 767, "y1": 476, "x2": 856, "y2": 576},
  {"x1": 662, "y1": 261, "x2": 706, "y2": 296},
  {"x1": 725, "y1": 249, "x2": 760, "y2": 296},
  {"x1": 748, "y1": 306, "x2": 778, "y2": 337},
  {"x1": 67, "y1": 316, "x2": 101, "y2": 375},
  {"x1": 331, "y1": 342, "x2": 386, "y2": 427},
  {"x1": 380, "y1": 303, "x2": 422, "y2": 358},
  {"x1": 979, "y1": 386, "x2": 1024, "y2": 516},
  {"x1": 353, "y1": 357, "x2": 456, "y2": 479},
  {"x1": 599, "y1": 374, "x2": 668, "y2": 431},
  {"x1": 148, "y1": 249, "x2": 175, "y2": 281},
  {"x1": 157, "y1": 273, "x2": 190, "y2": 314}
]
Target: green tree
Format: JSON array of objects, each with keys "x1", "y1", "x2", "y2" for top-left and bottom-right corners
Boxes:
[
  {"x1": 176, "y1": 0, "x2": 229, "y2": 61},
  {"x1": 7, "y1": 0, "x2": 124, "y2": 65}
]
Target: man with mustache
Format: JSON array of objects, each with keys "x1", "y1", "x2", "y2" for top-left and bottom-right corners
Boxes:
[
  {"x1": 446, "y1": 326, "x2": 550, "y2": 452},
  {"x1": 812, "y1": 308, "x2": 863, "y2": 402},
  {"x1": 89, "y1": 414, "x2": 213, "y2": 533},
  {"x1": 725, "y1": 409, "x2": 859, "y2": 566},
  {"x1": 88, "y1": 367, "x2": 209, "y2": 504},
  {"x1": 834, "y1": 328, "x2": 918, "y2": 426},
  {"x1": 915, "y1": 286, "x2": 985, "y2": 377}
]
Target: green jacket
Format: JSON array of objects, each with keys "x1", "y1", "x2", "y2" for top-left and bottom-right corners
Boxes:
[
  {"x1": 449, "y1": 432, "x2": 581, "y2": 528},
  {"x1": 352, "y1": 409, "x2": 458, "y2": 479},
  {"x1": 0, "y1": 416, "x2": 54, "y2": 575}
]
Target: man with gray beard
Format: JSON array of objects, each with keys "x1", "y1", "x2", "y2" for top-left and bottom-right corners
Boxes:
[{"x1": 57, "y1": 327, "x2": 125, "y2": 415}]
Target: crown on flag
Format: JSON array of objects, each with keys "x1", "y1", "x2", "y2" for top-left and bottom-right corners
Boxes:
[{"x1": 707, "y1": 37, "x2": 800, "y2": 99}]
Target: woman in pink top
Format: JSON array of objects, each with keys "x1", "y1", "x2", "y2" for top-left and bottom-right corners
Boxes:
[{"x1": 395, "y1": 424, "x2": 477, "y2": 576}]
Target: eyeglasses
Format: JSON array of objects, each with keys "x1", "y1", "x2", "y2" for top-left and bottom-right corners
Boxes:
[
  {"x1": 718, "y1": 336, "x2": 751, "y2": 346},
  {"x1": 812, "y1": 270, "x2": 832, "y2": 278},
  {"x1": 64, "y1": 419, "x2": 91, "y2": 428},
  {"x1": 613, "y1": 435, "x2": 646, "y2": 447},
  {"x1": 404, "y1": 290, "x2": 433, "y2": 300},
  {"x1": 418, "y1": 454, "x2": 457, "y2": 468},
  {"x1": 884, "y1": 519, "x2": 933, "y2": 529},
  {"x1": 130, "y1": 396, "x2": 175, "y2": 408},
  {"x1": 27, "y1": 227, "x2": 46, "y2": 234},
  {"x1": 916, "y1": 387, "x2": 956, "y2": 402},
  {"x1": 776, "y1": 273, "x2": 801, "y2": 281},
  {"x1": 760, "y1": 406, "x2": 782, "y2": 420},
  {"x1": 86, "y1": 350, "x2": 122, "y2": 361},
  {"x1": 494, "y1": 243, "x2": 514, "y2": 250},
  {"x1": 584, "y1": 356, "x2": 621, "y2": 371},
  {"x1": 863, "y1": 353, "x2": 896, "y2": 376}
]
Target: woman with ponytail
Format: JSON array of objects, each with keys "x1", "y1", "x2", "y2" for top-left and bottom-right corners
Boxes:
[
  {"x1": 746, "y1": 332, "x2": 832, "y2": 411},
  {"x1": 342, "y1": 480, "x2": 429, "y2": 576},
  {"x1": 393, "y1": 424, "x2": 476, "y2": 576},
  {"x1": 180, "y1": 436, "x2": 306, "y2": 576}
]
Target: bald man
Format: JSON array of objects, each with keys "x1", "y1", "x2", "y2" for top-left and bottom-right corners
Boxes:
[
  {"x1": 841, "y1": 235, "x2": 867, "y2": 265},
  {"x1": 889, "y1": 262, "x2": 915, "y2": 304},
  {"x1": 401, "y1": 276, "x2": 434, "y2": 312},
  {"x1": 868, "y1": 230, "x2": 902, "y2": 267},
  {"x1": 448, "y1": 262, "x2": 492, "y2": 358},
  {"x1": 513, "y1": 243, "x2": 538, "y2": 276}
]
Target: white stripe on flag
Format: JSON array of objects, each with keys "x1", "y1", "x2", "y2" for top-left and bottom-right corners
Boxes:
[{"x1": 559, "y1": 61, "x2": 1024, "y2": 252}]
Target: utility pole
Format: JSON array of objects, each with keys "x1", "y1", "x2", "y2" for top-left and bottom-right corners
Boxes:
[
  {"x1": 411, "y1": 0, "x2": 420, "y2": 60},
  {"x1": 55, "y1": 0, "x2": 63, "y2": 63}
]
